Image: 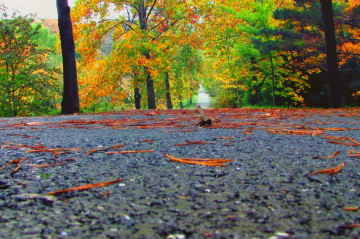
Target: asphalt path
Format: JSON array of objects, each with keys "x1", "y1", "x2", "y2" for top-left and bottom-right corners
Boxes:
[
  {"x1": 0, "y1": 108, "x2": 359, "y2": 239},
  {"x1": 197, "y1": 85, "x2": 210, "y2": 109}
]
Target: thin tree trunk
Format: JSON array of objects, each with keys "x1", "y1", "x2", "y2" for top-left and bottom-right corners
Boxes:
[
  {"x1": 179, "y1": 94, "x2": 183, "y2": 109},
  {"x1": 134, "y1": 87, "x2": 141, "y2": 109},
  {"x1": 57, "y1": 0, "x2": 79, "y2": 114},
  {"x1": 269, "y1": 55, "x2": 276, "y2": 107},
  {"x1": 145, "y1": 65, "x2": 156, "y2": 109},
  {"x1": 320, "y1": 0, "x2": 342, "y2": 108},
  {"x1": 165, "y1": 72, "x2": 172, "y2": 109}
]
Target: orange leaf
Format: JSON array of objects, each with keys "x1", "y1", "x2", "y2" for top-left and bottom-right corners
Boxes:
[
  {"x1": 105, "y1": 150, "x2": 154, "y2": 154},
  {"x1": 175, "y1": 141, "x2": 210, "y2": 146},
  {"x1": 313, "y1": 151, "x2": 340, "y2": 159},
  {"x1": 310, "y1": 162, "x2": 346, "y2": 175},
  {"x1": 11, "y1": 162, "x2": 22, "y2": 175},
  {"x1": 47, "y1": 178, "x2": 122, "y2": 195},
  {"x1": 26, "y1": 122, "x2": 45, "y2": 126},
  {"x1": 165, "y1": 153, "x2": 232, "y2": 167},
  {"x1": 26, "y1": 148, "x2": 82, "y2": 155},
  {"x1": 326, "y1": 136, "x2": 360, "y2": 146},
  {"x1": 164, "y1": 129, "x2": 197, "y2": 132},
  {"x1": 267, "y1": 128, "x2": 324, "y2": 136},
  {"x1": 86, "y1": 143, "x2": 125, "y2": 155},
  {"x1": 348, "y1": 150, "x2": 360, "y2": 157},
  {"x1": 218, "y1": 136, "x2": 235, "y2": 140},
  {"x1": 346, "y1": 224, "x2": 360, "y2": 228},
  {"x1": 343, "y1": 207, "x2": 359, "y2": 211},
  {"x1": 29, "y1": 163, "x2": 64, "y2": 168},
  {"x1": 143, "y1": 111, "x2": 160, "y2": 116},
  {"x1": 0, "y1": 158, "x2": 29, "y2": 171}
]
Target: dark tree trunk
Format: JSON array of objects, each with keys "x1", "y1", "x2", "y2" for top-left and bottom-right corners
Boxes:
[
  {"x1": 179, "y1": 94, "x2": 183, "y2": 109},
  {"x1": 269, "y1": 55, "x2": 276, "y2": 107},
  {"x1": 57, "y1": 0, "x2": 79, "y2": 114},
  {"x1": 320, "y1": 0, "x2": 342, "y2": 108},
  {"x1": 165, "y1": 72, "x2": 172, "y2": 109},
  {"x1": 138, "y1": 1, "x2": 156, "y2": 109},
  {"x1": 145, "y1": 65, "x2": 156, "y2": 109},
  {"x1": 134, "y1": 87, "x2": 141, "y2": 109}
]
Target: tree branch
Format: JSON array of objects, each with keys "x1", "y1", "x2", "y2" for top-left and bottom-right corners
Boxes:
[{"x1": 146, "y1": 0, "x2": 157, "y2": 23}]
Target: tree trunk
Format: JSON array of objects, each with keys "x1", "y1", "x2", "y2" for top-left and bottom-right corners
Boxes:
[
  {"x1": 269, "y1": 55, "x2": 276, "y2": 107},
  {"x1": 320, "y1": 0, "x2": 342, "y2": 108},
  {"x1": 179, "y1": 94, "x2": 183, "y2": 109},
  {"x1": 138, "y1": 1, "x2": 156, "y2": 109},
  {"x1": 57, "y1": 0, "x2": 79, "y2": 114},
  {"x1": 145, "y1": 65, "x2": 156, "y2": 109},
  {"x1": 134, "y1": 87, "x2": 141, "y2": 109},
  {"x1": 165, "y1": 72, "x2": 172, "y2": 109}
]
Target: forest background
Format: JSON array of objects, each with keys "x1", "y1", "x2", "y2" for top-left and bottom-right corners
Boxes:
[{"x1": 0, "y1": 0, "x2": 360, "y2": 117}]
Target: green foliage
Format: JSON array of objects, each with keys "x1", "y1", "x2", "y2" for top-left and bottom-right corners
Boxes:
[
  {"x1": 40, "y1": 172, "x2": 52, "y2": 179},
  {"x1": 0, "y1": 4, "x2": 62, "y2": 117}
]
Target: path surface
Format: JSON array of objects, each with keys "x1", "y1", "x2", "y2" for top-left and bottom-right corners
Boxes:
[
  {"x1": 197, "y1": 85, "x2": 210, "y2": 109},
  {"x1": 0, "y1": 108, "x2": 359, "y2": 238}
]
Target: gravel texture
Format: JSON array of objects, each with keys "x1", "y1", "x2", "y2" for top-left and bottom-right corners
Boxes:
[{"x1": 0, "y1": 108, "x2": 360, "y2": 239}]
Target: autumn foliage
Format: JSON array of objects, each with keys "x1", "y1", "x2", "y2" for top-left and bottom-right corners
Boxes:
[
  {"x1": 1, "y1": 0, "x2": 360, "y2": 116},
  {"x1": 66, "y1": 0, "x2": 360, "y2": 110}
]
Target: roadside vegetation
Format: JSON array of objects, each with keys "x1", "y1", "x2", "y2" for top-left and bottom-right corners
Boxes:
[{"x1": 1, "y1": 1, "x2": 360, "y2": 117}]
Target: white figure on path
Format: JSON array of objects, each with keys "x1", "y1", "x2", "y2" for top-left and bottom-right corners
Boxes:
[{"x1": 197, "y1": 85, "x2": 210, "y2": 109}]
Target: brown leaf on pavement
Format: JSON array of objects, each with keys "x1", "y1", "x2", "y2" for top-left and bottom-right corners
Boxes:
[
  {"x1": 343, "y1": 207, "x2": 359, "y2": 211},
  {"x1": 26, "y1": 148, "x2": 83, "y2": 155},
  {"x1": 47, "y1": 178, "x2": 123, "y2": 195},
  {"x1": 105, "y1": 150, "x2": 154, "y2": 154},
  {"x1": 86, "y1": 143, "x2": 125, "y2": 155},
  {"x1": 348, "y1": 150, "x2": 360, "y2": 157},
  {"x1": 165, "y1": 153, "x2": 232, "y2": 167},
  {"x1": 326, "y1": 136, "x2": 360, "y2": 146},
  {"x1": 346, "y1": 224, "x2": 360, "y2": 228},
  {"x1": 313, "y1": 151, "x2": 340, "y2": 159},
  {"x1": 309, "y1": 162, "x2": 346, "y2": 175},
  {"x1": 175, "y1": 141, "x2": 211, "y2": 146},
  {"x1": 0, "y1": 158, "x2": 29, "y2": 175}
]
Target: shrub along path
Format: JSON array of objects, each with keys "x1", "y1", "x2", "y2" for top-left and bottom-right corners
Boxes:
[{"x1": 0, "y1": 108, "x2": 359, "y2": 238}]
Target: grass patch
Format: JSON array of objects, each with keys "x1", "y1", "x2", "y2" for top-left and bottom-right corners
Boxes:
[
  {"x1": 182, "y1": 95, "x2": 198, "y2": 109},
  {"x1": 210, "y1": 97, "x2": 218, "y2": 108}
]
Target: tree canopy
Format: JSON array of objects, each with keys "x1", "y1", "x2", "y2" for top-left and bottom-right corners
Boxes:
[
  {"x1": 1, "y1": 0, "x2": 359, "y2": 116},
  {"x1": 70, "y1": 0, "x2": 359, "y2": 110},
  {"x1": 0, "y1": 4, "x2": 62, "y2": 116}
]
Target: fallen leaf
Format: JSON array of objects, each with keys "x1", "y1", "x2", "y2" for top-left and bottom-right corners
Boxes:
[
  {"x1": 175, "y1": 141, "x2": 210, "y2": 146},
  {"x1": 47, "y1": 178, "x2": 123, "y2": 195},
  {"x1": 29, "y1": 163, "x2": 64, "y2": 168},
  {"x1": 6, "y1": 133, "x2": 40, "y2": 139},
  {"x1": 310, "y1": 162, "x2": 346, "y2": 175},
  {"x1": 105, "y1": 150, "x2": 154, "y2": 154},
  {"x1": 86, "y1": 143, "x2": 125, "y2": 155},
  {"x1": 143, "y1": 111, "x2": 160, "y2": 116},
  {"x1": 0, "y1": 158, "x2": 29, "y2": 175},
  {"x1": 26, "y1": 122, "x2": 45, "y2": 126},
  {"x1": 346, "y1": 224, "x2": 360, "y2": 228},
  {"x1": 218, "y1": 136, "x2": 235, "y2": 140},
  {"x1": 26, "y1": 148, "x2": 83, "y2": 155},
  {"x1": 266, "y1": 128, "x2": 324, "y2": 136},
  {"x1": 313, "y1": 151, "x2": 340, "y2": 159},
  {"x1": 343, "y1": 207, "x2": 359, "y2": 211},
  {"x1": 165, "y1": 153, "x2": 232, "y2": 167},
  {"x1": 348, "y1": 150, "x2": 360, "y2": 157},
  {"x1": 326, "y1": 136, "x2": 360, "y2": 146}
]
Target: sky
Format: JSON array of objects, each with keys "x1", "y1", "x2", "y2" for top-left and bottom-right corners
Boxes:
[{"x1": 1, "y1": 0, "x2": 76, "y2": 19}]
